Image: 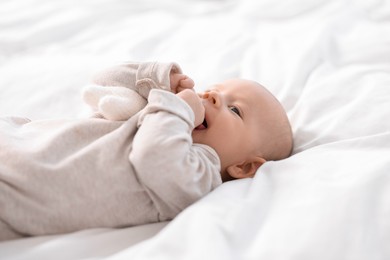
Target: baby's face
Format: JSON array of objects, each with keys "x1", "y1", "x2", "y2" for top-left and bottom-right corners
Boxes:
[{"x1": 192, "y1": 79, "x2": 290, "y2": 180}]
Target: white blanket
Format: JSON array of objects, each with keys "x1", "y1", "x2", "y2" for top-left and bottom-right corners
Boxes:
[{"x1": 1, "y1": 0, "x2": 389, "y2": 259}]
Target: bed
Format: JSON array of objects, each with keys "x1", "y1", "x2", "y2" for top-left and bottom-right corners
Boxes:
[{"x1": 0, "y1": 0, "x2": 389, "y2": 259}]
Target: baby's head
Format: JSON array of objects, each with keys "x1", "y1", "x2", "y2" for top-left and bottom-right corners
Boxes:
[{"x1": 192, "y1": 79, "x2": 293, "y2": 182}]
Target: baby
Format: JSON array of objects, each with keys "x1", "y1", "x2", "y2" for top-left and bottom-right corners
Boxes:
[{"x1": 0, "y1": 62, "x2": 293, "y2": 241}]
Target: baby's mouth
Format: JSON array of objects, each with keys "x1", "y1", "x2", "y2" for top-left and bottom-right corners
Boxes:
[{"x1": 195, "y1": 118, "x2": 208, "y2": 130}]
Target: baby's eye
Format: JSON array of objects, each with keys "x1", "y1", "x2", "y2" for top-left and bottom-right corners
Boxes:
[{"x1": 229, "y1": 106, "x2": 241, "y2": 117}]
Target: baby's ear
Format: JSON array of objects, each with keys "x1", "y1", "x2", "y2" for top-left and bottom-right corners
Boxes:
[{"x1": 226, "y1": 157, "x2": 266, "y2": 179}]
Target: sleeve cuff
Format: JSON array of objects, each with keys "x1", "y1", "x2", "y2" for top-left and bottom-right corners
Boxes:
[
  {"x1": 138, "y1": 89, "x2": 195, "y2": 129},
  {"x1": 136, "y1": 62, "x2": 182, "y2": 98}
]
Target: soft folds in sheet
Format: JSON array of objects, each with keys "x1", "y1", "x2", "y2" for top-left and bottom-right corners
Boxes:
[{"x1": 107, "y1": 134, "x2": 390, "y2": 259}]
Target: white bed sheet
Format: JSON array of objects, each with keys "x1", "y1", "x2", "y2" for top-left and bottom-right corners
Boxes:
[{"x1": 1, "y1": 0, "x2": 389, "y2": 259}]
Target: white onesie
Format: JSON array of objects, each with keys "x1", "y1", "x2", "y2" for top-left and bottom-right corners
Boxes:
[{"x1": 0, "y1": 62, "x2": 222, "y2": 241}]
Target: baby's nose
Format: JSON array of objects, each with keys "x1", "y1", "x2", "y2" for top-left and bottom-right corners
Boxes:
[{"x1": 202, "y1": 91, "x2": 219, "y2": 106}]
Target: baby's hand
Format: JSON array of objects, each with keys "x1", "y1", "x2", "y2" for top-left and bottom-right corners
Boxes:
[
  {"x1": 176, "y1": 89, "x2": 205, "y2": 128},
  {"x1": 170, "y1": 73, "x2": 195, "y2": 93}
]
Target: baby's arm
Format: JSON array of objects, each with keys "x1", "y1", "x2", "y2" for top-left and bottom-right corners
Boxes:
[
  {"x1": 129, "y1": 89, "x2": 221, "y2": 219},
  {"x1": 90, "y1": 62, "x2": 193, "y2": 97},
  {"x1": 83, "y1": 62, "x2": 194, "y2": 120}
]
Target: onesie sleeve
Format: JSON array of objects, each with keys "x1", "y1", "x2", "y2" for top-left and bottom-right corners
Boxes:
[
  {"x1": 91, "y1": 62, "x2": 182, "y2": 99},
  {"x1": 129, "y1": 89, "x2": 222, "y2": 221}
]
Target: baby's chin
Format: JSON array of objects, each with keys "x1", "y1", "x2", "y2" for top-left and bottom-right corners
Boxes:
[{"x1": 191, "y1": 129, "x2": 208, "y2": 145}]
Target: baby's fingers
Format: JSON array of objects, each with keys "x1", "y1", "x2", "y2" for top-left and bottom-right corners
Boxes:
[
  {"x1": 176, "y1": 77, "x2": 195, "y2": 93},
  {"x1": 177, "y1": 85, "x2": 196, "y2": 93},
  {"x1": 179, "y1": 77, "x2": 195, "y2": 89}
]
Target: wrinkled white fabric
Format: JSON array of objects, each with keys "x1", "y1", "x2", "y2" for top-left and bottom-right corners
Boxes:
[
  {"x1": 0, "y1": 0, "x2": 389, "y2": 259},
  {"x1": 0, "y1": 63, "x2": 221, "y2": 241}
]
